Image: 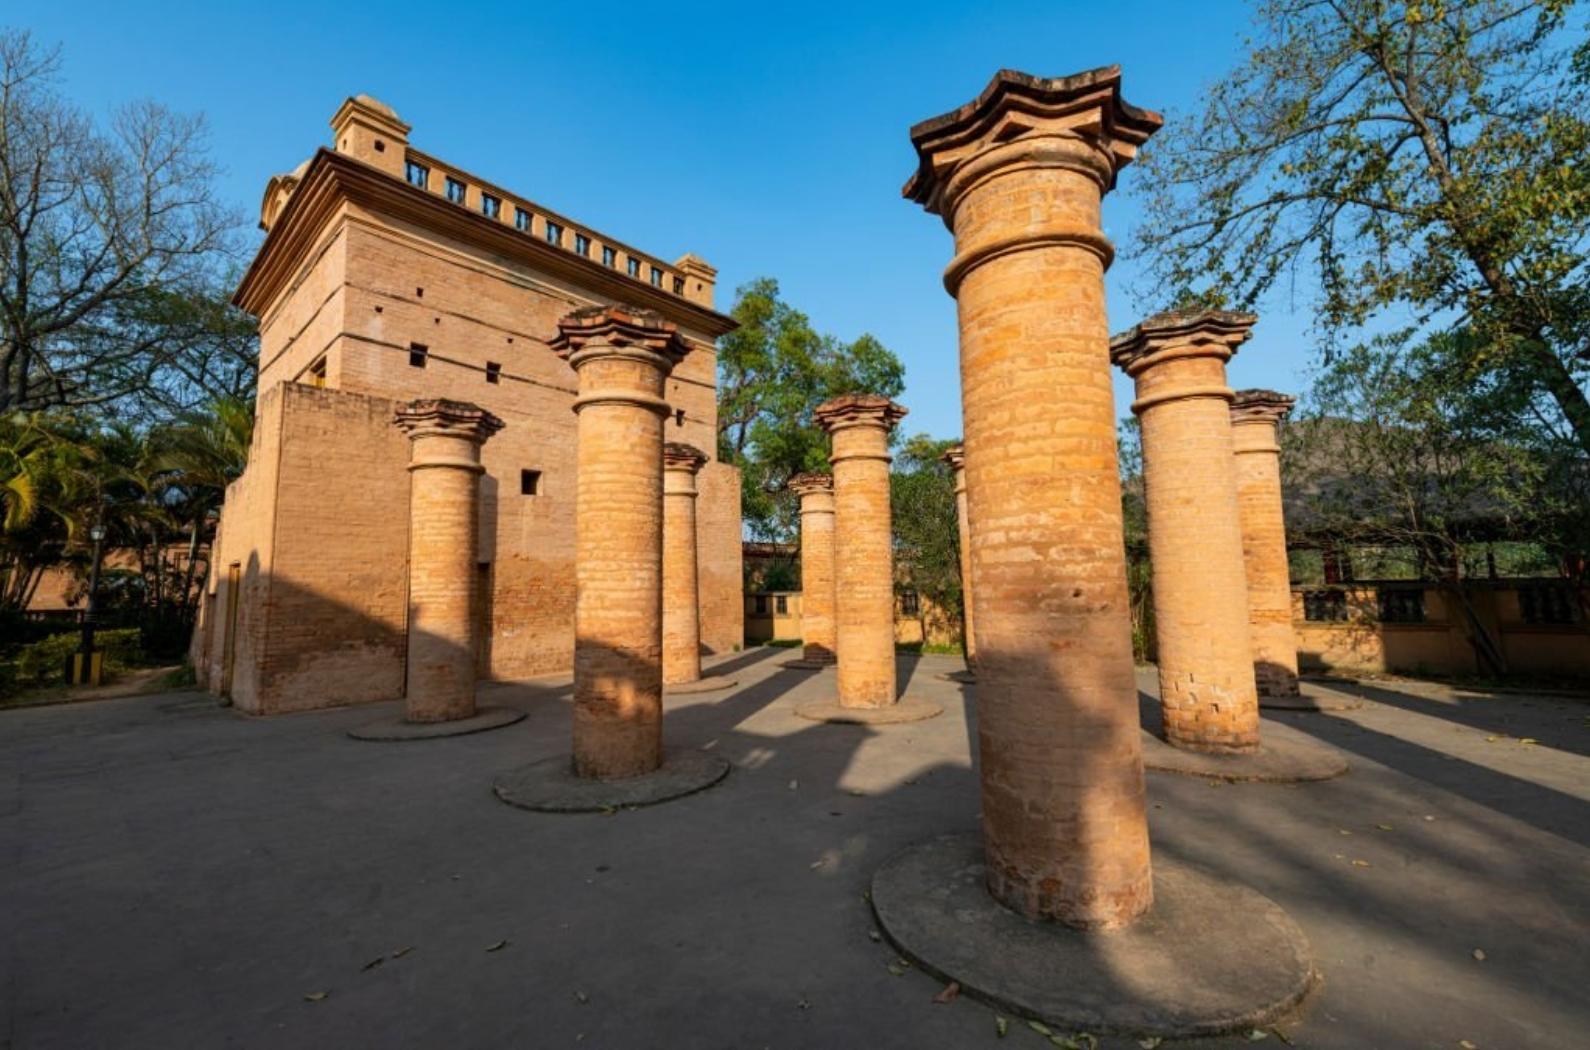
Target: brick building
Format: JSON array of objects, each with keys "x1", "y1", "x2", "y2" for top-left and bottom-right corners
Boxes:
[{"x1": 190, "y1": 96, "x2": 742, "y2": 714}]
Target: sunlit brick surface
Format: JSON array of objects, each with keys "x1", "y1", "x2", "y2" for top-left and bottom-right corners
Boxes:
[
  {"x1": 941, "y1": 445, "x2": 975, "y2": 665},
  {"x1": 906, "y1": 68, "x2": 1162, "y2": 928},
  {"x1": 394, "y1": 400, "x2": 503, "y2": 722},
  {"x1": 1112, "y1": 312, "x2": 1260, "y2": 753},
  {"x1": 789, "y1": 473, "x2": 837, "y2": 663},
  {"x1": 1230, "y1": 390, "x2": 1301, "y2": 699},
  {"x1": 662, "y1": 442, "x2": 708, "y2": 686},
  {"x1": 551, "y1": 307, "x2": 688, "y2": 780},
  {"x1": 816, "y1": 395, "x2": 907, "y2": 708}
]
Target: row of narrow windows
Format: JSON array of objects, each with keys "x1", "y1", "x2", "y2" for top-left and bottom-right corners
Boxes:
[{"x1": 404, "y1": 160, "x2": 685, "y2": 294}]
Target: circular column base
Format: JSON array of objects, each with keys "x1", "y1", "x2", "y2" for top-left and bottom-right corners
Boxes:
[
  {"x1": 780, "y1": 659, "x2": 835, "y2": 671},
  {"x1": 871, "y1": 833, "x2": 1318, "y2": 1039},
  {"x1": 935, "y1": 670, "x2": 976, "y2": 684},
  {"x1": 492, "y1": 750, "x2": 730, "y2": 813},
  {"x1": 1261, "y1": 684, "x2": 1364, "y2": 712},
  {"x1": 1139, "y1": 730, "x2": 1348, "y2": 782},
  {"x1": 664, "y1": 675, "x2": 739, "y2": 695},
  {"x1": 793, "y1": 696, "x2": 943, "y2": 724},
  {"x1": 347, "y1": 706, "x2": 525, "y2": 742}
]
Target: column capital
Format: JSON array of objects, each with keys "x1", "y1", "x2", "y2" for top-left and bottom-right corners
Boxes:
[
  {"x1": 662, "y1": 441, "x2": 708, "y2": 474},
  {"x1": 1109, "y1": 309, "x2": 1257, "y2": 377},
  {"x1": 393, "y1": 398, "x2": 504, "y2": 444},
  {"x1": 904, "y1": 66, "x2": 1162, "y2": 218},
  {"x1": 939, "y1": 443, "x2": 965, "y2": 472},
  {"x1": 550, "y1": 304, "x2": 691, "y2": 371},
  {"x1": 1230, "y1": 388, "x2": 1297, "y2": 426},
  {"x1": 787, "y1": 471, "x2": 834, "y2": 497},
  {"x1": 814, "y1": 393, "x2": 908, "y2": 434}
]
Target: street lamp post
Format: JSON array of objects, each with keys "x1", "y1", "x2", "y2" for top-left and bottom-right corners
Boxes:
[{"x1": 71, "y1": 517, "x2": 108, "y2": 686}]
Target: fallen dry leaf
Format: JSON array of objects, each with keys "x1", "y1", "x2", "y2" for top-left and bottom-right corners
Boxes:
[
  {"x1": 1351, "y1": 859, "x2": 1371, "y2": 868},
  {"x1": 1137, "y1": 1039, "x2": 1163, "y2": 1049},
  {"x1": 1472, "y1": 948, "x2": 1486, "y2": 961},
  {"x1": 303, "y1": 991, "x2": 328, "y2": 1002},
  {"x1": 1027, "y1": 1020, "x2": 1054, "y2": 1037},
  {"x1": 361, "y1": 957, "x2": 384, "y2": 972},
  {"x1": 389, "y1": 946, "x2": 414, "y2": 959},
  {"x1": 931, "y1": 981, "x2": 960, "y2": 1004},
  {"x1": 1459, "y1": 1041, "x2": 1479, "y2": 1049},
  {"x1": 1375, "y1": 824, "x2": 1394, "y2": 831},
  {"x1": 485, "y1": 940, "x2": 509, "y2": 952},
  {"x1": 995, "y1": 1016, "x2": 1009, "y2": 1038}
]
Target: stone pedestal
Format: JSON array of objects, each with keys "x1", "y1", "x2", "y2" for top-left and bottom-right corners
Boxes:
[
  {"x1": 889, "y1": 68, "x2": 1316, "y2": 1037},
  {"x1": 350, "y1": 400, "x2": 524, "y2": 741},
  {"x1": 1111, "y1": 311, "x2": 1261, "y2": 754},
  {"x1": 662, "y1": 442, "x2": 736, "y2": 694},
  {"x1": 1230, "y1": 390, "x2": 1303, "y2": 706},
  {"x1": 941, "y1": 444, "x2": 976, "y2": 676},
  {"x1": 788, "y1": 472, "x2": 837, "y2": 667}
]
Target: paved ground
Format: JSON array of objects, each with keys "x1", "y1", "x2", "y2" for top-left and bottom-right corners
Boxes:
[{"x1": 1, "y1": 647, "x2": 1586, "y2": 1049}]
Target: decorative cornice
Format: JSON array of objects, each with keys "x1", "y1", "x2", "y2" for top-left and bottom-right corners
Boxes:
[
  {"x1": 1109, "y1": 309, "x2": 1257, "y2": 376},
  {"x1": 233, "y1": 149, "x2": 738, "y2": 340},
  {"x1": 904, "y1": 66, "x2": 1163, "y2": 216},
  {"x1": 940, "y1": 443, "x2": 965, "y2": 472},
  {"x1": 662, "y1": 441, "x2": 709, "y2": 473},
  {"x1": 1230, "y1": 388, "x2": 1297, "y2": 426},
  {"x1": 813, "y1": 393, "x2": 908, "y2": 433},
  {"x1": 393, "y1": 398, "x2": 504, "y2": 445},
  {"x1": 786, "y1": 471, "x2": 834, "y2": 496},
  {"x1": 549, "y1": 305, "x2": 692, "y2": 370}
]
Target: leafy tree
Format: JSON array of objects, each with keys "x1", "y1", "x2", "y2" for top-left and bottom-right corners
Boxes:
[
  {"x1": 717, "y1": 277, "x2": 904, "y2": 539},
  {"x1": 890, "y1": 434, "x2": 962, "y2": 647},
  {"x1": 0, "y1": 30, "x2": 247, "y2": 416},
  {"x1": 1117, "y1": 417, "x2": 1155, "y2": 663},
  {"x1": 1131, "y1": 0, "x2": 1590, "y2": 455}
]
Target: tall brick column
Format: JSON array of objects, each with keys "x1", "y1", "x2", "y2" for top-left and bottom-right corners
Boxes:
[
  {"x1": 788, "y1": 472, "x2": 837, "y2": 664},
  {"x1": 661, "y1": 441, "x2": 707, "y2": 686},
  {"x1": 394, "y1": 399, "x2": 503, "y2": 722},
  {"x1": 941, "y1": 444, "x2": 976, "y2": 669},
  {"x1": 1111, "y1": 311, "x2": 1260, "y2": 754},
  {"x1": 904, "y1": 68, "x2": 1162, "y2": 927},
  {"x1": 816, "y1": 395, "x2": 906, "y2": 709},
  {"x1": 874, "y1": 70, "x2": 1321, "y2": 1033},
  {"x1": 552, "y1": 306, "x2": 688, "y2": 779},
  {"x1": 1230, "y1": 389, "x2": 1301, "y2": 701}
]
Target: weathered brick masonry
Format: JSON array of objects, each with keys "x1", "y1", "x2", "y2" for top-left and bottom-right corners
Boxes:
[
  {"x1": 191, "y1": 96, "x2": 741, "y2": 714},
  {"x1": 816, "y1": 395, "x2": 907, "y2": 709},
  {"x1": 788, "y1": 472, "x2": 837, "y2": 664},
  {"x1": 1111, "y1": 310, "x2": 1261, "y2": 753},
  {"x1": 662, "y1": 441, "x2": 709, "y2": 687},
  {"x1": 1229, "y1": 389, "x2": 1301, "y2": 699},
  {"x1": 940, "y1": 444, "x2": 975, "y2": 667},
  {"x1": 906, "y1": 67, "x2": 1162, "y2": 928}
]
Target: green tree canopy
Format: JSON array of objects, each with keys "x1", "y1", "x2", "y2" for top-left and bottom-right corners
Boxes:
[
  {"x1": 1131, "y1": 0, "x2": 1590, "y2": 455},
  {"x1": 717, "y1": 277, "x2": 904, "y2": 539}
]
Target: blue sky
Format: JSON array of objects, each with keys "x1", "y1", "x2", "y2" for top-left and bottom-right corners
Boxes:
[{"x1": 20, "y1": 0, "x2": 1319, "y2": 441}]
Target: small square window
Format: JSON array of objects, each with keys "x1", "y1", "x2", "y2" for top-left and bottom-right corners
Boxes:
[
  {"x1": 672, "y1": 276, "x2": 685, "y2": 294},
  {"x1": 445, "y1": 177, "x2": 466, "y2": 204},
  {"x1": 545, "y1": 221, "x2": 563, "y2": 246},
  {"x1": 900, "y1": 590, "x2": 920, "y2": 616},
  {"x1": 480, "y1": 193, "x2": 500, "y2": 219},
  {"x1": 405, "y1": 160, "x2": 429, "y2": 189},
  {"x1": 626, "y1": 257, "x2": 641, "y2": 278},
  {"x1": 574, "y1": 233, "x2": 590, "y2": 257},
  {"x1": 520, "y1": 469, "x2": 541, "y2": 496},
  {"x1": 601, "y1": 246, "x2": 616, "y2": 268},
  {"x1": 754, "y1": 595, "x2": 768, "y2": 615},
  {"x1": 307, "y1": 356, "x2": 327, "y2": 388},
  {"x1": 650, "y1": 265, "x2": 664, "y2": 287},
  {"x1": 514, "y1": 207, "x2": 531, "y2": 232},
  {"x1": 485, "y1": 361, "x2": 502, "y2": 384},
  {"x1": 775, "y1": 595, "x2": 788, "y2": 615},
  {"x1": 409, "y1": 343, "x2": 428, "y2": 368}
]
